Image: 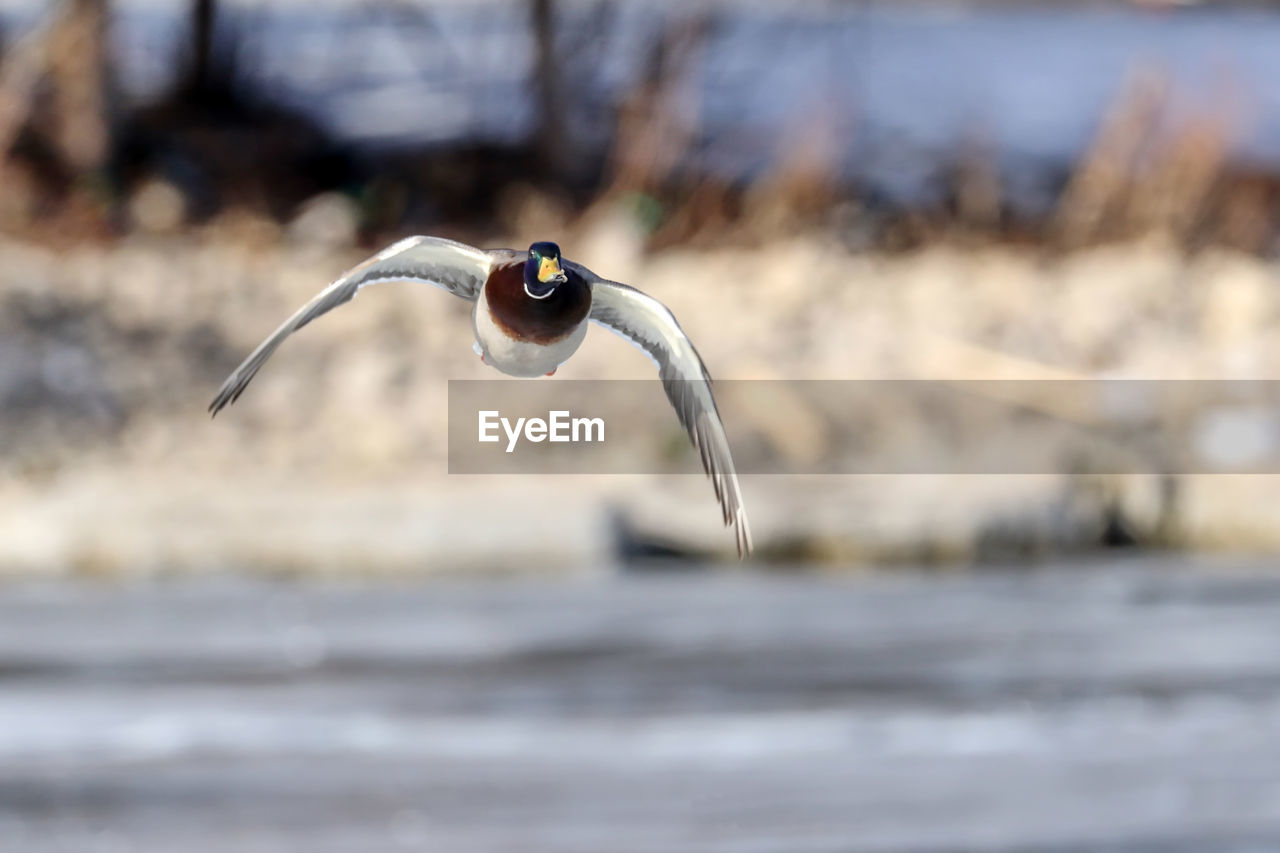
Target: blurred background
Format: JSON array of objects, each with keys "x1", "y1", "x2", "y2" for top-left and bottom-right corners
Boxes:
[{"x1": 5, "y1": 0, "x2": 1280, "y2": 850}]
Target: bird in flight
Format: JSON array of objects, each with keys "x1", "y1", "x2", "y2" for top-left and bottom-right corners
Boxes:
[{"x1": 209, "y1": 237, "x2": 752, "y2": 556}]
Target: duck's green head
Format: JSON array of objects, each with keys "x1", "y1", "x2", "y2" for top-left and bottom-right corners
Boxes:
[{"x1": 524, "y1": 241, "x2": 567, "y2": 299}]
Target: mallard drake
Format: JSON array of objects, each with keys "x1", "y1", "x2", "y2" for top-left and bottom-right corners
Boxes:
[{"x1": 209, "y1": 237, "x2": 752, "y2": 556}]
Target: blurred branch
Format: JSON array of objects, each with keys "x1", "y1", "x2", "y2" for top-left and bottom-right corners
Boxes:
[
  {"x1": 49, "y1": 0, "x2": 113, "y2": 175},
  {"x1": 0, "y1": 0, "x2": 115, "y2": 231},
  {"x1": 1128, "y1": 117, "x2": 1229, "y2": 242},
  {"x1": 953, "y1": 133, "x2": 1002, "y2": 234},
  {"x1": 0, "y1": 18, "x2": 49, "y2": 160},
  {"x1": 189, "y1": 0, "x2": 216, "y2": 99},
  {"x1": 1054, "y1": 65, "x2": 1166, "y2": 247},
  {"x1": 605, "y1": 13, "x2": 711, "y2": 198},
  {"x1": 531, "y1": 0, "x2": 568, "y2": 181}
]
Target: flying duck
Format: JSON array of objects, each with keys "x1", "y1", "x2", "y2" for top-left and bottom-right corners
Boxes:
[{"x1": 208, "y1": 237, "x2": 752, "y2": 556}]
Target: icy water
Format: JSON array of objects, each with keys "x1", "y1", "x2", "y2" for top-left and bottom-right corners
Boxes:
[
  {"x1": 4, "y1": 559, "x2": 1280, "y2": 851},
  {"x1": 6, "y1": 3, "x2": 1280, "y2": 202}
]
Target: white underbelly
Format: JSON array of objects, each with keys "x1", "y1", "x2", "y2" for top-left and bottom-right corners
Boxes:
[{"x1": 473, "y1": 288, "x2": 589, "y2": 377}]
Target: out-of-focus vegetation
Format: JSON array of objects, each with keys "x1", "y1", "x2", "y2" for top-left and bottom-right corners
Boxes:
[{"x1": 2, "y1": 0, "x2": 1279, "y2": 252}]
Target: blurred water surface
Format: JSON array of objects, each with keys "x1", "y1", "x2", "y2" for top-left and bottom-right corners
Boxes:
[{"x1": 4, "y1": 559, "x2": 1280, "y2": 851}]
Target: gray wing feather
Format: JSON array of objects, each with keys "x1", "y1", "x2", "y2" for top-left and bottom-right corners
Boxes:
[
  {"x1": 209, "y1": 236, "x2": 493, "y2": 416},
  {"x1": 580, "y1": 267, "x2": 753, "y2": 557}
]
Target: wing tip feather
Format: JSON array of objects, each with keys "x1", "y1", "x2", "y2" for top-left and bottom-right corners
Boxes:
[{"x1": 733, "y1": 507, "x2": 753, "y2": 558}]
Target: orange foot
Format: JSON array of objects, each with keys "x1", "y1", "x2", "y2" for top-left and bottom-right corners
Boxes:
[
  {"x1": 479, "y1": 352, "x2": 487, "y2": 365},
  {"x1": 545, "y1": 367, "x2": 557, "y2": 377}
]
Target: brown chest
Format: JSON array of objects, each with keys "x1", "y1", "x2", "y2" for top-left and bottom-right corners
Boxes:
[{"x1": 483, "y1": 262, "x2": 592, "y2": 345}]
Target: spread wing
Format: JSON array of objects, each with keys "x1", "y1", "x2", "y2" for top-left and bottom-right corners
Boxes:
[
  {"x1": 209, "y1": 236, "x2": 495, "y2": 416},
  {"x1": 583, "y1": 271, "x2": 752, "y2": 557}
]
